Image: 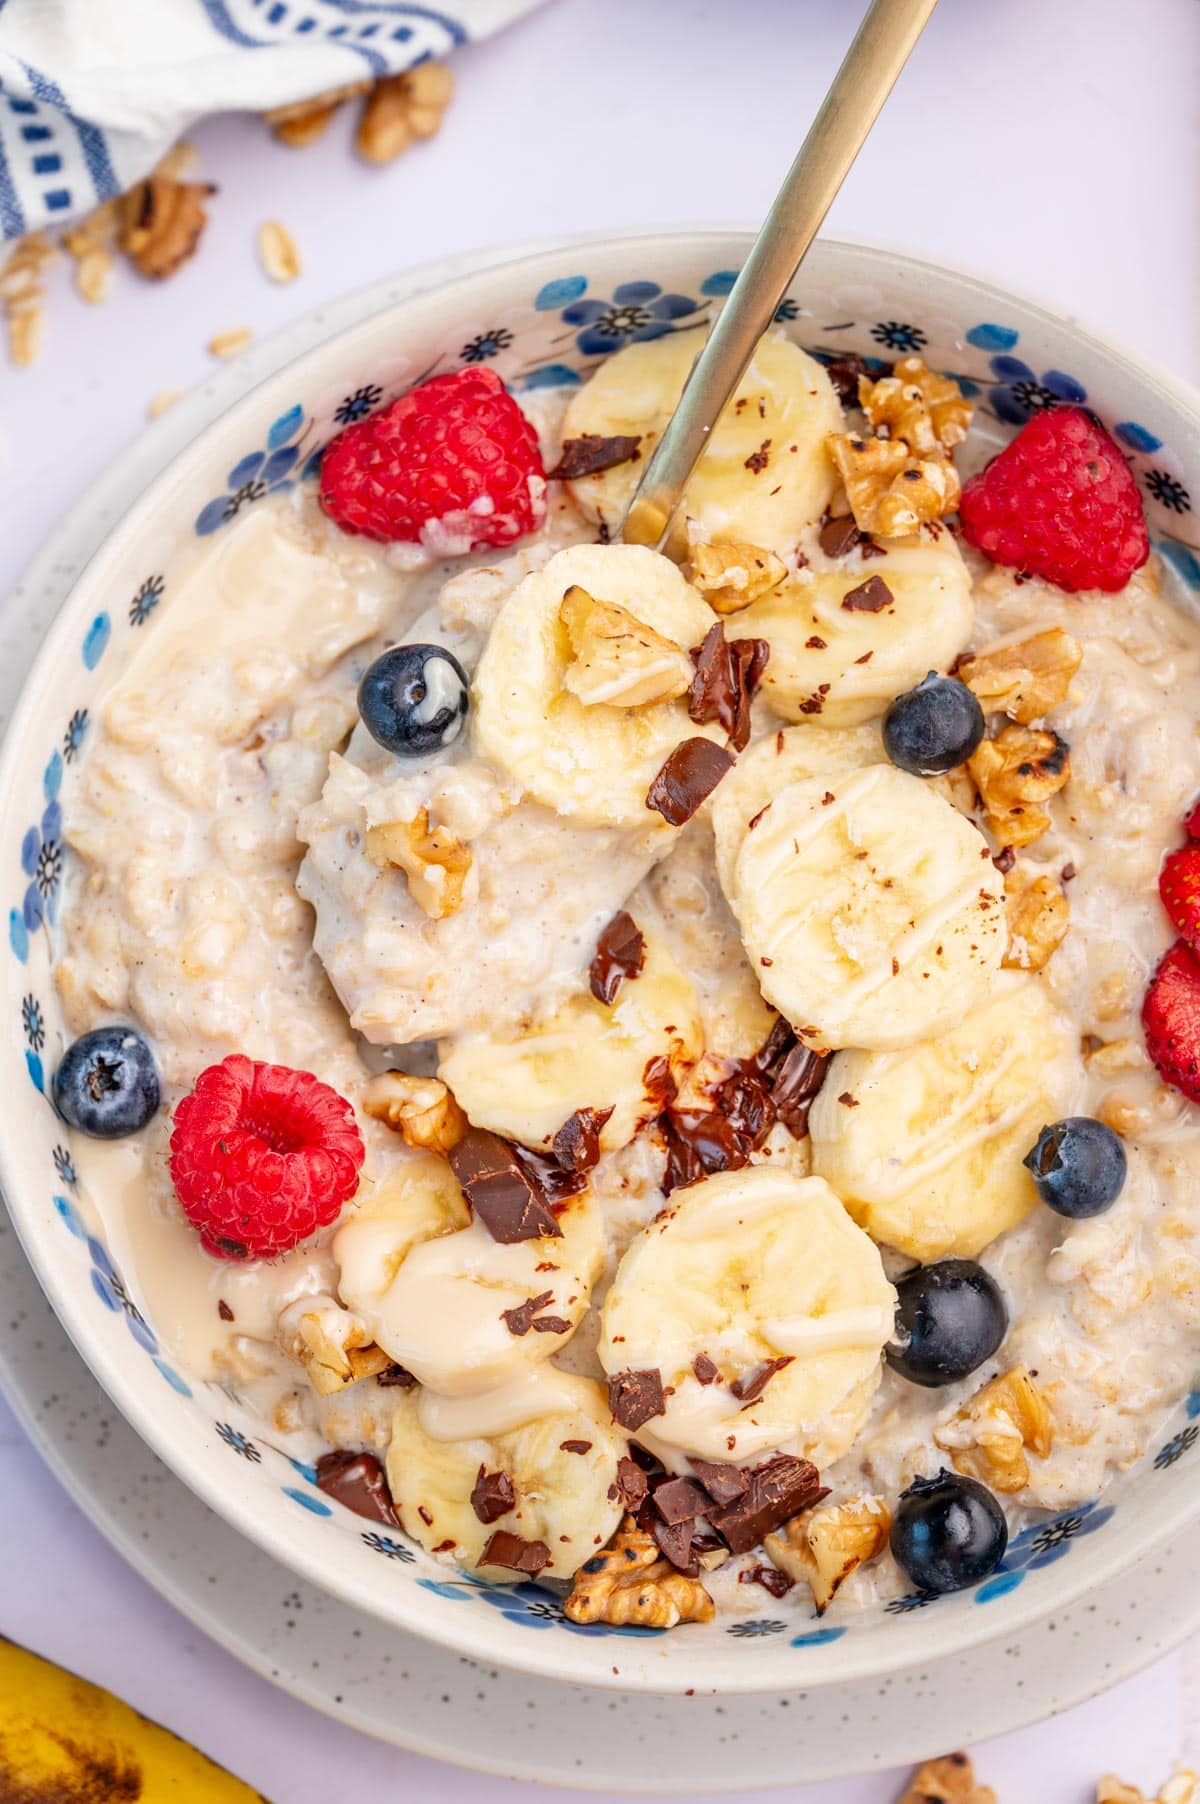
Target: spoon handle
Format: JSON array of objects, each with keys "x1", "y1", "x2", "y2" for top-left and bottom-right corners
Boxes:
[{"x1": 621, "y1": 0, "x2": 940, "y2": 550}]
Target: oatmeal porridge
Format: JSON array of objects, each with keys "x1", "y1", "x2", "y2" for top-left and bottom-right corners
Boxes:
[{"x1": 50, "y1": 332, "x2": 1200, "y2": 1624}]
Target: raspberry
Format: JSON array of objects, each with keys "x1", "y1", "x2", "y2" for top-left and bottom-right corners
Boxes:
[
  {"x1": 319, "y1": 366, "x2": 546, "y2": 551},
  {"x1": 1143, "y1": 941, "x2": 1200, "y2": 1104},
  {"x1": 169, "y1": 1055, "x2": 364, "y2": 1259},
  {"x1": 959, "y1": 406, "x2": 1149, "y2": 593},
  {"x1": 1160, "y1": 844, "x2": 1200, "y2": 952}
]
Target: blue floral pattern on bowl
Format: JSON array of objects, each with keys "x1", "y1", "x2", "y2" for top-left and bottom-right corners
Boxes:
[{"x1": 559, "y1": 280, "x2": 703, "y2": 357}]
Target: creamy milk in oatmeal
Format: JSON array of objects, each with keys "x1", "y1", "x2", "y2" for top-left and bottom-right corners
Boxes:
[{"x1": 53, "y1": 329, "x2": 1200, "y2": 1624}]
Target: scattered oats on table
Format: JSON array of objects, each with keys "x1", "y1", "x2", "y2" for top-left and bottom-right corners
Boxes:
[
  {"x1": 258, "y1": 219, "x2": 302, "y2": 285},
  {"x1": 207, "y1": 326, "x2": 253, "y2": 360}
]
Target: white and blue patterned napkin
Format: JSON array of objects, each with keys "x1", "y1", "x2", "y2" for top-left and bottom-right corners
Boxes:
[{"x1": 0, "y1": 0, "x2": 542, "y2": 240}]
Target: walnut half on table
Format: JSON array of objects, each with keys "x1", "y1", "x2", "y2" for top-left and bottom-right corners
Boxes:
[{"x1": 896, "y1": 1753, "x2": 997, "y2": 1804}]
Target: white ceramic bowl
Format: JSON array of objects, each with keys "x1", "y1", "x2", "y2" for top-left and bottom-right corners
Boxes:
[{"x1": 4, "y1": 233, "x2": 1200, "y2": 1696}]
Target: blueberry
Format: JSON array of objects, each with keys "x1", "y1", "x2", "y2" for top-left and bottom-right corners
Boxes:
[
  {"x1": 882, "y1": 672, "x2": 985, "y2": 776},
  {"x1": 358, "y1": 644, "x2": 469, "y2": 758},
  {"x1": 890, "y1": 1469, "x2": 1008, "y2": 1595},
  {"x1": 53, "y1": 1026, "x2": 160, "y2": 1139},
  {"x1": 887, "y1": 1259, "x2": 1008, "y2": 1388},
  {"x1": 1023, "y1": 1116, "x2": 1127, "y2": 1218}
]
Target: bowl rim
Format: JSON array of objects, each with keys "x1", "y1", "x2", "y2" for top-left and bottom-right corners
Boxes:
[{"x1": 4, "y1": 227, "x2": 1200, "y2": 1695}]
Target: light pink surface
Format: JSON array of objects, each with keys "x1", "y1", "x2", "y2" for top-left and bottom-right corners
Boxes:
[{"x1": 2, "y1": 0, "x2": 1198, "y2": 1795}]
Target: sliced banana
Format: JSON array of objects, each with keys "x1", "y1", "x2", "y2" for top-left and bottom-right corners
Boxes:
[
  {"x1": 598, "y1": 1167, "x2": 895, "y2": 1468},
  {"x1": 386, "y1": 1369, "x2": 626, "y2": 1578},
  {"x1": 745, "y1": 531, "x2": 974, "y2": 726},
  {"x1": 333, "y1": 1153, "x2": 603, "y2": 1394},
  {"x1": 561, "y1": 327, "x2": 843, "y2": 546},
  {"x1": 809, "y1": 974, "x2": 1083, "y2": 1260},
  {"x1": 727, "y1": 762, "x2": 1005, "y2": 1051},
  {"x1": 439, "y1": 929, "x2": 703, "y2": 1154},
  {"x1": 471, "y1": 542, "x2": 722, "y2": 827},
  {"x1": 710, "y1": 722, "x2": 881, "y2": 896}
]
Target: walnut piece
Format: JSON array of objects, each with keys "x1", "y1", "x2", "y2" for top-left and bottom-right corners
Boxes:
[
  {"x1": 827, "y1": 432, "x2": 961, "y2": 537},
  {"x1": 859, "y1": 356, "x2": 973, "y2": 455},
  {"x1": 1098, "y1": 1773, "x2": 1200, "y2": 1804},
  {"x1": 119, "y1": 176, "x2": 215, "y2": 279},
  {"x1": 0, "y1": 232, "x2": 55, "y2": 366},
  {"x1": 934, "y1": 1365, "x2": 1053, "y2": 1494},
  {"x1": 689, "y1": 539, "x2": 787, "y2": 614},
  {"x1": 63, "y1": 199, "x2": 120, "y2": 305},
  {"x1": 357, "y1": 63, "x2": 454, "y2": 165},
  {"x1": 276, "y1": 1295, "x2": 392, "y2": 1397},
  {"x1": 266, "y1": 81, "x2": 370, "y2": 145},
  {"x1": 957, "y1": 628, "x2": 1082, "y2": 724},
  {"x1": 967, "y1": 724, "x2": 1070, "y2": 848},
  {"x1": 563, "y1": 1517, "x2": 714, "y2": 1629},
  {"x1": 763, "y1": 1493, "x2": 890, "y2": 1614},
  {"x1": 362, "y1": 1071, "x2": 467, "y2": 1154},
  {"x1": 559, "y1": 585, "x2": 694, "y2": 708},
  {"x1": 258, "y1": 219, "x2": 302, "y2": 284},
  {"x1": 1003, "y1": 861, "x2": 1069, "y2": 972},
  {"x1": 365, "y1": 807, "x2": 472, "y2": 920},
  {"x1": 896, "y1": 1753, "x2": 996, "y2": 1803}
]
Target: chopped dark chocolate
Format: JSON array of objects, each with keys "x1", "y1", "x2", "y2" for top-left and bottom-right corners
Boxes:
[
  {"x1": 607, "y1": 1455, "x2": 650, "y2": 1511},
  {"x1": 657, "y1": 1052, "x2": 780, "y2": 1196},
  {"x1": 818, "y1": 514, "x2": 862, "y2": 559},
  {"x1": 652, "y1": 1516, "x2": 698, "y2": 1574},
  {"x1": 560, "y1": 1439, "x2": 593, "y2": 1455},
  {"x1": 470, "y1": 1464, "x2": 516, "y2": 1524},
  {"x1": 651, "y1": 1476, "x2": 709, "y2": 1526},
  {"x1": 689, "y1": 1458, "x2": 749, "y2": 1508},
  {"x1": 589, "y1": 909, "x2": 647, "y2": 1005},
  {"x1": 730, "y1": 1356, "x2": 794, "y2": 1405},
  {"x1": 821, "y1": 352, "x2": 886, "y2": 405},
  {"x1": 740, "y1": 1563, "x2": 795, "y2": 1599},
  {"x1": 548, "y1": 433, "x2": 642, "y2": 482},
  {"x1": 315, "y1": 1450, "x2": 400, "y2": 1528},
  {"x1": 530, "y1": 1314, "x2": 571, "y2": 1334},
  {"x1": 217, "y1": 1298, "x2": 234, "y2": 1322},
  {"x1": 642, "y1": 1053, "x2": 679, "y2": 1114},
  {"x1": 692, "y1": 1351, "x2": 720, "y2": 1387},
  {"x1": 480, "y1": 1530, "x2": 551, "y2": 1575},
  {"x1": 744, "y1": 439, "x2": 771, "y2": 474},
  {"x1": 513, "y1": 1145, "x2": 589, "y2": 1208},
  {"x1": 687, "y1": 624, "x2": 771, "y2": 753},
  {"x1": 552, "y1": 1105, "x2": 614, "y2": 1173},
  {"x1": 841, "y1": 574, "x2": 893, "y2": 613},
  {"x1": 646, "y1": 737, "x2": 735, "y2": 826},
  {"x1": 501, "y1": 1290, "x2": 555, "y2": 1336},
  {"x1": 705, "y1": 1455, "x2": 826, "y2": 1556},
  {"x1": 765, "y1": 1035, "x2": 830, "y2": 1138},
  {"x1": 608, "y1": 1367, "x2": 666, "y2": 1432},
  {"x1": 377, "y1": 1362, "x2": 418, "y2": 1389},
  {"x1": 450, "y1": 1128, "x2": 563, "y2": 1243},
  {"x1": 993, "y1": 845, "x2": 1016, "y2": 874}
]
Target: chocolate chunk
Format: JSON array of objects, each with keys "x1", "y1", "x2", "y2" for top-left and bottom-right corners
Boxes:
[
  {"x1": 993, "y1": 845, "x2": 1016, "y2": 874},
  {"x1": 608, "y1": 1367, "x2": 666, "y2": 1431},
  {"x1": 689, "y1": 1458, "x2": 749, "y2": 1508},
  {"x1": 821, "y1": 352, "x2": 887, "y2": 405},
  {"x1": 450, "y1": 1128, "x2": 563, "y2": 1243},
  {"x1": 608, "y1": 1455, "x2": 650, "y2": 1511},
  {"x1": 730, "y1": 1355, "x2": 794, "y2": 1405},
  {"x1": 706, "y1": 1455, "x2": 826, "y2": 1556},
  {"x1": 646, "y1": 738, "x2": 735, "y2": 826},
  {"x1": 481, "y1": 1530, "x2": 551, "y2": 1575},
  {"x1": 470, "y1": 1464, "x2": 516, "y2": 1524},
  {"x1": 769, "y1": 1042, "x2": 830, "y2": 1138},
  {"x1": 315, "y1": 1450, "x2": 400, "y2": 1528},
  {"x1": 658, "y1": 1056, "x2": 778, "y2": 1196},
  {"x1": 687, "y1": 625, "x2": 771, "y2": 753},
  {"x1": 651, "y1": 1476, "x2": 709, "y2": 1525},
  {"x1": 513, "y1": 1145, "x2": 588, "y2": 1208},
  {"x1": 560, "y1": 1439, "x2": 593, "y2": 1455},
  {"x1": 589, "y1": 909, "x2": 647, "y2": 1005},
  {"x1": 502, "y1": 1290, "x2": 555, "y2": 1336},
  {"x1": 552, "y1": 1105, "x2": 614, "y2": 1173},
  {"x1": 217, "y1": 1298, "x2": 234, "y2": 1322},
  {"x1": 842, "y1": 575, "x2": 893, "y2": 613},
  {"x1": 740, "y1": 1563, "x2": 794, "y2": 1599},
  {"x1": 819, "y1": 514, "x2": 862, "y2": 558},
  {"x1": 653, "y1": 1516, "x2": 698, "y2": 1574},
  {"x1": 860, "y1": 537, "x2": 888, "y2": 559},
  {"x1": 377, "y1": 1362, "x2": 418, "y2": 1389},
  {"x1": 642, "y1": 1053, "x2": 679, "y2": 1114},
  {"x1": 692, "y1": 1352, "x2": 720, "y2": 1387},
  {"x1": 548, "y1": 433, "x2": 642, "y2": 481},
  {"x1": 530, "y1": 1314, "x2": 571, "y2": 1334},
  {"x1": 744, "y1": 439, "x2": 771, "y2": 474}
]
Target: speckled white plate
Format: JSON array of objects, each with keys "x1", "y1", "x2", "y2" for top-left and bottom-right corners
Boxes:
[{"x1": 2, "y1": 242, "x2": 1200, "y2": 1787}]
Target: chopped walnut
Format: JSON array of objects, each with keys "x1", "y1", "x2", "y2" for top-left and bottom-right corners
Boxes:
[
  {"x1": 559, "y1": 585, "x2": 694, "y2": 708},
  {"x1": 934, "y1": 1365, "x2": 1053, "y2": 1494},
  {"x1": 119, "y1": 176, "x2": 216, "y2": 279},
  {"x1": 763, "y1": 1493, "x2": 891, "y2": 1615},
  {"x1": 266, "y1": 81, "x2": 371, "y2": 145},
  {"x1": 563, "y1": 1517, "x2": 714, "y2": 1629},
  {"x1": 1003, "y1": 861, "x2": 1069, "y2": 972},
  {"x1": 365, "y1": 807, "x2": 472, "y2": 919},
  {"x1": 0, "y1": 233, "x2": 55, "y2": 366},
  {"x1": 859, "y1": 356, "x2": 973, "y2": 455},
  {"x1": 689, "y1": 539, "x2": 787, "y2": 614},
  {"x1": 276, "y1": 1295, "x2": 391, "y2": 1396},
  {"x1": 1086, "y1": 1036, "x2": 1149, "y2": 1076},
  {"x1": 896, "y1": 1753, "x2": 997, "y2": 1803},
  {"x1": 967, "y1": 724, "x2": 1070, "y2": 848},
  {"x1": 1098, "y1": 1773, "x2": 1200, "y2": 1804},
  {"x1": 357, "y1": 63, "x2": 454, "y2": 164},
  {"x1": 63, "y1": 199, "x2": 120, "y2": 305},
  {"x1": 362, "y1": 1070, "x2": 467, "y2": 1153},
  {"x1": 957, "y1": 628, "x2": 1082, "y2": 724},
  {"x1": 827, "y1": 432, "x2": 961, "y2": 537}
]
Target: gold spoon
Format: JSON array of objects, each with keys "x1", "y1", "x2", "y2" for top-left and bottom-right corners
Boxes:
[{"x1": 621, "y1": 0, "x2": 940, "y2": 551}]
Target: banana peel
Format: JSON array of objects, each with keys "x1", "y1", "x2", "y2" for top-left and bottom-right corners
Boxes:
[{"x1": 0, "y1": 1632, "x2": 269, "y2": 1800}]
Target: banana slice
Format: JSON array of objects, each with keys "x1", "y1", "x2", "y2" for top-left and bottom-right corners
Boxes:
[
  {"x1": 386, "y1": 1369, "x2": 626, "y2": 1578},
  {"x1": 471, "y1": 542, "x2": 723, "y2": 827},
  {"x1": 710, "y1": 722, "x2": 881, "y2": 896},
  {"x1": 598, "y1": 1167, "x2": 895, "y2": 1467},
  {"x1": 334, "y1": 1153, "x2": 603, "y2": 1394},
  {"x1": 727, "y1": 763, "x2": 1005, "y2": 1051},
  {"x1": 560, "y1": 327, "x2": 843, "y2": 545},
  {"x1": 809, "y1": 974, "x2": 1083, "y2": 1260},
  {"x1": 439, "y1": 929, "x2": 703, "y2": 1154},
  {"x1": 745, "y1": 531, "x2": 974, "y2": 726}
]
